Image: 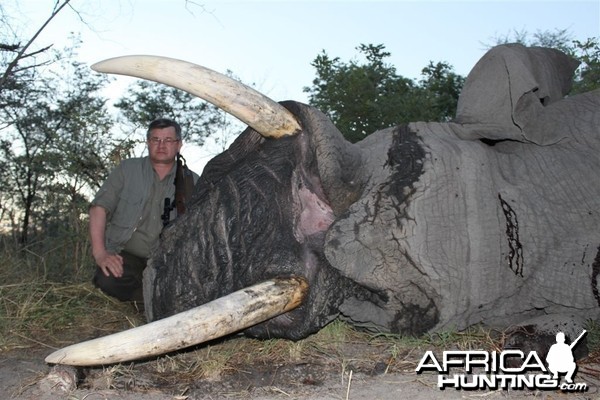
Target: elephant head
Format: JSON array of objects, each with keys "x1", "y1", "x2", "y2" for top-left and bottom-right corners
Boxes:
[{"x1": 46, "y1": 44, "x2": 600, "y2": 366}]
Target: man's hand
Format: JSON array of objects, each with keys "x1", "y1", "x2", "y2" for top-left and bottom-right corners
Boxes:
[
  {"x1": 94, "y1": 251, "x2": 124, "y2": 278},
  {"x1": 89, "y1": 205, "x2": 124, "y2": 277}
]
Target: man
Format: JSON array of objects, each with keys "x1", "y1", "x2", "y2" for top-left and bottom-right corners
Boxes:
[{"x1": 90, "y1": 118, "x2": 199, "y2": 303}]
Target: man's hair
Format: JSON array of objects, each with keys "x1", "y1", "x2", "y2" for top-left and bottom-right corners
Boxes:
[{"x1": 147, "y1": 118, "x2": 182, "y2": 140}]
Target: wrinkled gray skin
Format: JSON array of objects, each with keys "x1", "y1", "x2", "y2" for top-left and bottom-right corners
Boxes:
[{"x1": 145, "y1": 44, "x2": 600, "y2": 349}]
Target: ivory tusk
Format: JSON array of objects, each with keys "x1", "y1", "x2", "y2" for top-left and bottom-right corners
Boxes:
[
  {"x1": 45, "y1": 276, "x2": 308, "y2": 366},
  {"x1": 91, "y1": 55, "x2": 301, "y2": 138}
]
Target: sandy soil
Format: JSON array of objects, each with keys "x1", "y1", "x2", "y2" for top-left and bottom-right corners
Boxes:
[{"x1": 2, "y1": 344, "x2": 598, "y2": 400}]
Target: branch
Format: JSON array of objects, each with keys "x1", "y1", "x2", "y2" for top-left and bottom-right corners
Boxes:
[
  {"x1": 0, "y1": 43, "x2": 21, "y2": 52},
  {"x1": 20, "y1": 45, "x2": 55, "y2": 60},
  {"x1": 0, "y1": 0, "x2": 72, "y2": 90}
]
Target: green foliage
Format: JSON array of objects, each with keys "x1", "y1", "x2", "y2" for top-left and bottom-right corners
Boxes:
[
  {"x1": 305, "y1": 44, "x2": 413, "y2": 143},
  {"x1": 0, "y1": 44, "x2": 115, "y2": 246},
  {"x1": 304, "y1": 44, "x2": 464, "y2": 142},
  {"x1": 571, "y1": 38, "x2": 600, "y2": 94},
  {"x1": 586, "y1": 319, "x2": 600, "y2": 352},
  {"x1": 417, "y1": 61, "x2": 465, "y2": 122}
]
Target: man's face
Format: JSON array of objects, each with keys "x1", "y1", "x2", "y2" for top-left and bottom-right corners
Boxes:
[{"x1": 147, "y1": 126, "x2": 182, "y2": 165}]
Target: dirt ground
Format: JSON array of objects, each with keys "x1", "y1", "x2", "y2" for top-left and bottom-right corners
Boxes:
[{"x1": 2, "y1": 341, "x2": 599, "y2": 400}]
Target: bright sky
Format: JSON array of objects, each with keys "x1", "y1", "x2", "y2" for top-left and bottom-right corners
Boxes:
[{"x1": 8, "y1": 0, "x2": 600, "y2": 171}]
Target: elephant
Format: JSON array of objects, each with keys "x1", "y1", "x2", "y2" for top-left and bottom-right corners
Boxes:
[{"x1": 46, "y1": 44, "x2": 600, "y2": 366}]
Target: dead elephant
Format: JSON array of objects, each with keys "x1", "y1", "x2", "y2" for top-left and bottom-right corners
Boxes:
[{"x1": 46, "y1": 44, "x2": 600, "y2": 366}]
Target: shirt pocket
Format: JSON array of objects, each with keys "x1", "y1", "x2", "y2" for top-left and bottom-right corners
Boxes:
[{"x1": 110, "y1": 191, "x2": 144, "y2": 229}]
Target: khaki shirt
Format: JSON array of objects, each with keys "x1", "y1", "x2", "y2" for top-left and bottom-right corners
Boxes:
[
  {"x1": 92, "y1": 157, "x2": 180, "y2": 257},
  {"x1": 123, "y1": 169, "x2": 176, "y2": 257}
]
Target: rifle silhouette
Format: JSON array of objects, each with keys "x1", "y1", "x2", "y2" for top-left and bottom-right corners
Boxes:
[{"x1": 569, "y1": 330, "x2": 587, "y2": 350}]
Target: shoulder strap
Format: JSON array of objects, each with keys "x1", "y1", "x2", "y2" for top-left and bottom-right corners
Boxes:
[{"x1": 174, "y1": 154, "x2": 195, "y2": 215}]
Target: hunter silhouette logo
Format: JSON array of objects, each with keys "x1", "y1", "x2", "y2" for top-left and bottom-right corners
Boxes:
[
  {"x1": 546, "y1": 330, "x2": 586, "y2": 384},
  {"x1": 415, "y1": 329, "x2": 588, "y2": 392}
]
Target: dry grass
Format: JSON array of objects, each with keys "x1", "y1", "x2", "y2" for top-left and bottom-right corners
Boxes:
[
  {"x1": 0, "y1": 279, "x2": 145, "y2": 352},
  {"x1": 0, "y1": 239, "x2": 145, "y2": 352},
  {"x1": 1, "y1": 249, "x2": 599, "y2": 393},
  {"x1": 83, "y1": 319, "x2": 505, "y2": 388},
  {"x1": 0, "y1": 282, "x2": 143, "y2": 350},
  {"x1": 0, "y1": 270, "x2": 504, "y2": 390}
]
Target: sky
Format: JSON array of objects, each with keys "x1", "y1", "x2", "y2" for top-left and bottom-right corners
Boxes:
[{"x1": 8, "y1": 0, "x2": 600, "y2": 171}]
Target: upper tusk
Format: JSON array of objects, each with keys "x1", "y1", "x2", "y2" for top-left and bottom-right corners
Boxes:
[
  {"x1": 45, "y1": 276, "x2": 308, "y2": 366},
  {"x1": 91, "y1": 55, "x2": 301, "y2": 138}
]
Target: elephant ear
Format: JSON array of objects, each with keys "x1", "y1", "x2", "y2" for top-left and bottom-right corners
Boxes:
[{"x1": 452, "y1": 44, "x2": 580, "y2": 144}]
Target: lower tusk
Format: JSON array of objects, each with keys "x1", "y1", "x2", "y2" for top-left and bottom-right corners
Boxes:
[{"x1": 45, "y1": 276, "x2": 308, "y2": 366}]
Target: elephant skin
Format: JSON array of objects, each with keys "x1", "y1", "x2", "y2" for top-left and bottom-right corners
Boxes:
[{"x1": 144, "y1": 44, "x2": 600, "y2": 346}]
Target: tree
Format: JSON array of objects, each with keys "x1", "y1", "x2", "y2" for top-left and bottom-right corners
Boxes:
[
  {"x1": 0, "y1": 42, "x2": 114, "y2": 247},
  {"x1": 305, "y1": 44, "x2": 414, "y2": 143},
  {"x1": 304, "y1": 44, "x2": 464, "y2": 143},
  {"x1": 0, "y1": 1, "x2": 91, "y2": 247},
  {"x1": 417, "y1": 61, "x2": 465, "y2": 122}
]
